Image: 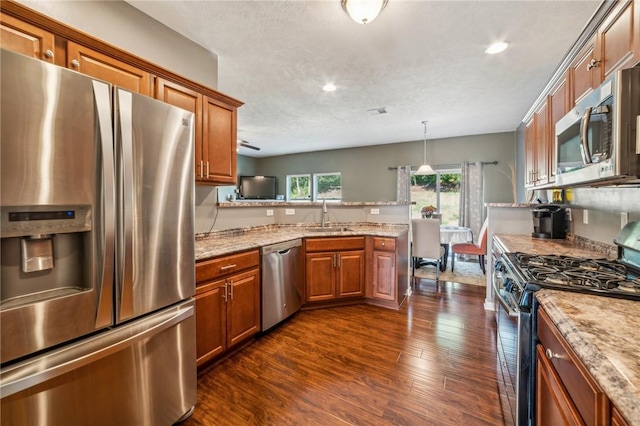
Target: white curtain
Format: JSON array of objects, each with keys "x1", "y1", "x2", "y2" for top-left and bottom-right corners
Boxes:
[
  {"x1": 459, "y1": 161, "x2": 484, "y2": 240},
  {"x1": 396, "y1": 165, "x2": 411, "y2": 203}
]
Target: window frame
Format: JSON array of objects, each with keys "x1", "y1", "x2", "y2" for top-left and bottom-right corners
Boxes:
[
  {"x1": 285, "y1": 174, "x2": 311, "y2": 201},
  {"x1": 312, "y1": 172, "x2": 342, "y2": 202}
]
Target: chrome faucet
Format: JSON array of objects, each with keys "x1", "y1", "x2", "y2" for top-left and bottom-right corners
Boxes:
[{"x1": 321, "y1": 200, "x2": 329, "y2": 227}]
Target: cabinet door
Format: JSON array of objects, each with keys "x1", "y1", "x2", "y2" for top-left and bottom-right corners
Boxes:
[
  {"x1": 0, "y1": 12, "x2": 55, "y2": 62},
  {"x1": 195, "y1": 281, "x2": 226, "y2": 366},
  {"x1": 305, "y1": 252, "x2": 336, "y2": 302},
  {"x1": 226, "y1": 268, "x2": 260, "y2": 348},
  {"x1": 524, "y1": 118, "x2": 536, "y2": 188},
  {"x1": 67, "y1": 41, "x2": 152, "y2": 96},
  {"x1": 533, "y1": 101, "x2": 549, "y2": 185},
  {"x1": 598, "y1": 0, "x2": 638, "y2": 79},
  {"x1": 548, "y1": 77, "x2": 569, "y2": 183},
  {"x1": 372, "y1": 250, "x2": 396, "y2": 301},
  {"x1": 536, "y1": 344, "x2": 583, "y2": 426},
  {"x1": 155, "y1": 78, "x2": 204, "y2": 180},
  {"x1": 336, "y1": 250, "x2": 365, "y2": 298},
  {"x1": 202, "y1": 96, "x2": 237, "y2": 184},
  {"x1": 569, "y1": 36, "x2": 600, "y2": 106}
]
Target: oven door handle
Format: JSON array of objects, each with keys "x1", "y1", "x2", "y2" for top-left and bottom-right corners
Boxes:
[{"x1": 493, "y1": 277, "x2": 519, "y2": 317}]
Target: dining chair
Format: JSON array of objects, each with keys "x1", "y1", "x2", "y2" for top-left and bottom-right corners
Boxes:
[
  {"x1": 411, "y1": 218, "x2": 446, "y2": 282},
  {"x1": 451, "y1": 218, "x2": 488, "y2": 274}
]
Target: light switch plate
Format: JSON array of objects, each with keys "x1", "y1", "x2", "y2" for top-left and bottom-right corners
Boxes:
[
  {"x1": 621, "y1": 212, "x2": 629, "y2": 229},
  {"x1": 266, "y1": 209, "x2": 274, "y2": 217},
  {"x1": 285, "y1": 209, "x2": 295, "y2": 215},
  {"x1": 583, "y1": 209, "x2": 589, "y2": 225},
  {"x1": 565, "y1": 208, "x2": 572, "y2": 221},
  {"x1": 371, "y1": 208, "x2": 380, "y2": 215}
]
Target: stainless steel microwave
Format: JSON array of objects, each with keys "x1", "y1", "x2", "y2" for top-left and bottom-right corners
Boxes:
[{"x1": 555, "y1": 67, "x2": 640, "y2": 187}]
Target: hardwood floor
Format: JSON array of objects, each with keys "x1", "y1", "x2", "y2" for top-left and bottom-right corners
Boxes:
[{"x1": 182, "y1": 278, "x2": 505, "y2": 425}]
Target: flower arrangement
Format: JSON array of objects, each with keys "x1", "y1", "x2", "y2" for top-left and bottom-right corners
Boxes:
[{"x1": 421, "y1": 205, "x2": 436, "y2": 218}]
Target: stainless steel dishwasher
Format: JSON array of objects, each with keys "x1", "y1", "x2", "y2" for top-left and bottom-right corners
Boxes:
[{"x1": 261, "y1": 239, "x2": 302, "y2": 331}]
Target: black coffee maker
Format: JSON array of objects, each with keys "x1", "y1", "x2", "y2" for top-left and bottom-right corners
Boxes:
[{"x1": 531, "y1": 205, "x2": 566, "y2": 239}]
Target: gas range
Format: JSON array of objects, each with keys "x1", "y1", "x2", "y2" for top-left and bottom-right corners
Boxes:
[{"x1": 503, "y1": 252, "x2": 640, "y2": 301}]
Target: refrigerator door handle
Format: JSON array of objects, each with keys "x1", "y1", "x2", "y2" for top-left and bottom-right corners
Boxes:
[
  {"x1": 93, "y1": 81, "x2": 116, "y2": 328},
  {"x1": 115, "y1": 89, "x2": 135, "y2": 321},
  {"x1": 0, "y1": 303, "x2": 194, "y2": 398}
]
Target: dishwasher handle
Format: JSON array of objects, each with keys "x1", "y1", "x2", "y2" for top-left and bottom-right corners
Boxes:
[{"x1": 261, "y1": 239, "x2": 302, "y2": 255}]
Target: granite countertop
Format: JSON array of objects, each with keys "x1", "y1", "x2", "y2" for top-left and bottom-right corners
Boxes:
[
  {"x1": 195, "y1": 223, "x2": 409, "y2": 261},
  {"x1": 494, "y1": 233, "x2": 616, "y2": 258},
  {"x1": 537, "y1": 290, "x2": 640, "y2": 425}
]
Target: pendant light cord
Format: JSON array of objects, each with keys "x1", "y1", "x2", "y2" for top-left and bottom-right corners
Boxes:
[{"x1": 422, "y1": 120, "x2": 428, "y2": 164}]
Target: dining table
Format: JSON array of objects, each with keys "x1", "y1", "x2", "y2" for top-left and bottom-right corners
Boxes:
[{"x1": 439, "y1": 225, "x2": 473, "y2": 271}]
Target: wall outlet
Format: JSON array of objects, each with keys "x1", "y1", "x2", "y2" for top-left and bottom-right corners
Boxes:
[
  {"x1": 371, "y1": 208, "x2": 380, "y2": 215},
  {"x1": 621, "y1": 212, "x2": 629, "y2": 229},
  {"x1": 582, "y1": 209, "x2": 589, "y2": 225},
  {"x1": 285, "y1": 209, "x2": 295, "y2": 215},
  {"x1": 565, "y1": 208, "x2": 572, "y2": 221},
  {"x1": 266, "y1": 209, "x2": 274, "y2": 217}
]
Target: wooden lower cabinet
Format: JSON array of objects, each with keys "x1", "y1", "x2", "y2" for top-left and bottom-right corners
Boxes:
[
  {"x1": 195, "y1": 250, "x2": 260, "y2": 367},
  {"x1": 305, "y1": 237, "x2": 365, "y2": 304},
  {"x1": 536, "y1": 307, "x2": 609, "y2": 426},
  {"x1": 370, "y1": 237, "x2": 397, "y2": 302}
]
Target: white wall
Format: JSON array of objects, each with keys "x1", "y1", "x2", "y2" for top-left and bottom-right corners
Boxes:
[{"x1": 18, "y1": 0, "x2": 218, "y2": 88}]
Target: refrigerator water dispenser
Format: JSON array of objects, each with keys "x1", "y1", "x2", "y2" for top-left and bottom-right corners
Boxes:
[{"x1": 21, "y1": 235, "x2": 54, "y2": 273}]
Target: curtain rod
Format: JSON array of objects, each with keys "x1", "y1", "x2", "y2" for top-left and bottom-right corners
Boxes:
[{"x1": 387, "y1": 161, "x2": 498, "y2": 171}]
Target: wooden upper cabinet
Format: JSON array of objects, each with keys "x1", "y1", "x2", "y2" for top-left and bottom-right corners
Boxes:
[
  {"x1": 202, "y1": 96, "x2": 237, "y2": 185},
  {"x1": 155, "y1": 78, "x2": 204, "y2": 180},
  {"x1": 533, "y1": 101, "x2": 549, "y2": 186},
  {"x1": 547, "y1": 77, "x2": 569, "y2": 183},
  {"x1": 155, "y1": 81, "x2": 239, "y2": 184},
  {"x1": 524, "y1": 118, "x2": 536, "y2": 188},
  {"x1": 598, "y1": 0, "x2": 639, "y2": 79},
  {"x1": 569, "y1": 35, "x2": 600, "y2": 106},
  {"x1": 0, "y1": 12, "x2": 55, "y2": 62},
  {"x1": 66, "y1": 41, "x2": 152, "y2": 96}
]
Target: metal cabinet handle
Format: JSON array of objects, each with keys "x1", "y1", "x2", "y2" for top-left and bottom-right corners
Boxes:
[
  {"x1": 199, "y1": 161, "x2": 204, "y2": 179},
  {"x1": 223, "y1": 282, "x2": 228, "y2": 302},
  {"x1": 586, "y1": 58, "x2": 601, "y2": 71},
  {"x1": 44, "y1": 49, "x2": 54, "y2": 59},
  {"x1": 229, "y1": 280, "x2": 234, "y2": 300},
  {"x1": 220, "y1": 264, "x2": 237, "y2": 271},
  {"x1": 206, "y1": 161, "x2": 210, "y2": 178},
  {"x1": 381, "y1": 242, "x2": 385, "y2": 247},
  {"x1": 337, "y1": 254, "x2": 341, "y2": 267},
  {"x1": 545, "y1": 348, "x2": 563, "y2": 360},
  {"x1": 71, "y1": 59, "x2": 80, "y2": 68},
  {"x1": 333, "y1": 253, "x2": 337, "y2": 268}
]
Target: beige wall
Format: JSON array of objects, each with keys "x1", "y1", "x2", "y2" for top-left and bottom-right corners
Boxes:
[
  {"x1": 17, "y1": 0, "x2": 218, "y2": 88},
  {"x1": 255, "y1": 132, "x2": 517, "y2": 203}
]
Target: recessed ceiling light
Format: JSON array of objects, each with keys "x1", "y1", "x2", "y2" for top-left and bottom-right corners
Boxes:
[
  {"x1": 485, "y1": 41, "x2": 509, "y2": 55},
  {"x1": 322, "y1": 83, "x2": 337, "y2": 92}
]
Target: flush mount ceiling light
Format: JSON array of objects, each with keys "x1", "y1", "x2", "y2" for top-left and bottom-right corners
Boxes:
[
  {"x1": 415, "y1": 121, "x2": 435, "y2": 175},
  {"x1": 341, "y1": 0, "x2": 388, "y2": 25},
  {"x1": 485, "y1": 41, "x2": 509, "y2": 55},
  {"x1": 322, "y1": 83, "x2": 337, "y2": 92}
]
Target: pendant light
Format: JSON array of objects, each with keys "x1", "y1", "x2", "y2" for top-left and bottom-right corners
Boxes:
[
  {"x1": 415, "y1": 120, "x2": 435, "y2": 175},
  {"x1": 341, "y1": 0, "x2": 388, "y2": 25}
]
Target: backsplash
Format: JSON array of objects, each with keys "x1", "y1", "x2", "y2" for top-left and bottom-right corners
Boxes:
[{"x1": 566, "y1": 233, "x2": 617, "y2": 258}]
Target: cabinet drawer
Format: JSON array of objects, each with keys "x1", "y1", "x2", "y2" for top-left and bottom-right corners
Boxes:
[
  {"x1": 305, "y1": 237, "x2": 365, "y2": 252},
  {"x1": 196, "y1": 250, "x2": 259, "y2": 284},
  {"x1": 537, "y1": 307, "x2": 608, "y2": 426},
  {"x1": 373, "y1": 237, "x2": 395, "y2": 251}
]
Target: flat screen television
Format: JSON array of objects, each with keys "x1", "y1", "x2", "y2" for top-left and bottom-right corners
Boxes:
[{"x1": 239, "y1": 176, "x2": 277, "y2": 199}]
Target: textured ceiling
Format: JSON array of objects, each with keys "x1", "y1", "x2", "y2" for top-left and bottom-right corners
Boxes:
[{"x1": 127, "y1": 0, "x2": 601, "y2": 158}]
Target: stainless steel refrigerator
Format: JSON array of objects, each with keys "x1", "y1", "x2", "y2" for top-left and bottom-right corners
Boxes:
[{"x1": 0, "y1": 49, "x2": 196, "y2": 425}]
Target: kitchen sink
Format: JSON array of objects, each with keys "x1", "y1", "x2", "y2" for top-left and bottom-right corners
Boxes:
[{"x1": 305, "y1": 227, "x2": 353, "y2": 233}]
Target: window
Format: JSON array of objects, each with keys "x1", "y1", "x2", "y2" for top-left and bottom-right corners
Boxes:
[
  {"x1": 313, "y1": 173, "x2": 342, "y2": 201},
  {"x1": 411, "y1": 170, "x2": 461, "y2": 225},
  {"x1": 286, "y1": 174, "x2": 311, "y2": 201}
]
